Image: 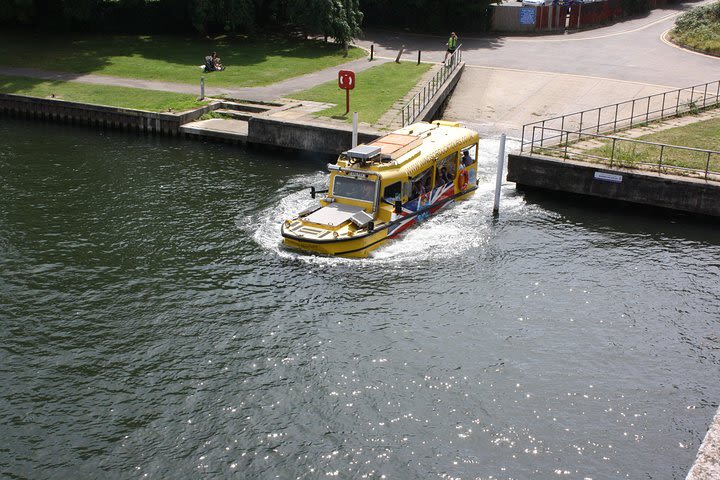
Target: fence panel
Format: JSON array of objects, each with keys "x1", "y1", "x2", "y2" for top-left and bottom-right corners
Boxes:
[{"x1": 491, "y1": 5, "x2": 538, "y2": 32}]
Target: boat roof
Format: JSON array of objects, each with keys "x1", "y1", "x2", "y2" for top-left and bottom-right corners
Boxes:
[{"x1": 338, "y1": 121, "x2": 478, "y2": 179}]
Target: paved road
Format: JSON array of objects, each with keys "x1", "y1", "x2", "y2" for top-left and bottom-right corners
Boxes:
[{"x1": 356, "y1": 1, "x2": 720, "y2": 137}]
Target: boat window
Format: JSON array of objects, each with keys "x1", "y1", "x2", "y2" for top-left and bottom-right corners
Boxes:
[
  {"x1": 383, "y1": 181, "x2": 402, "y2": 203},
  {"x1": 409, "y1": 169, "x2": 431, "y2": 200},
  {"x1": 402, "y1": 181, "x2": 412, "y2": 200},
  {"x1": 461, "y1": 148, "x2": 474, "y2": 167},
  {"x1": 332, "y1": 175, "x2": 376, "y2": 202},
  {"x1": 436, "y1": 152, "x2": 457, "y2": 184}
]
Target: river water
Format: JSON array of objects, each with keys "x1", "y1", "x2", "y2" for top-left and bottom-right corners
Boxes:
[{"x1": 1, "y1": 118, "x2": 718, "y2": 479}]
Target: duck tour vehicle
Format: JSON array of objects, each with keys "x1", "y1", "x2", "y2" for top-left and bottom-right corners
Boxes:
[{"x1": 281, "y1": 121, "x2": 480, "y2": 258}]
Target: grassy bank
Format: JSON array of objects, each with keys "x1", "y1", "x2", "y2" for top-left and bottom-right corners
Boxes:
[
  {"x1": 289, "y1": 61, "x2": 433, "y2": 125},
  {"x1": 669, "y1": 1, "x2": 720, "y2": 56},
  {"x1": 0, "y1": 75, "x2": 207, "y2": 112},
  {"x1": 0, "y1": 32, "x2": 365, "y2": 88},
  {"x1": 585, "y1": 117, "x2": 720, "y2": 173}
]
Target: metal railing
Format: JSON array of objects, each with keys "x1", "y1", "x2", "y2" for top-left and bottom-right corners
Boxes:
[
  {"x1": 400, "y1": 45, "x2": 463, "y2": 127},
  {"x1": 521, "y1": 79, "x2": 720, "y2": 153},
  {"x1": 529, "y1": 126, "x2": 720, "y2": 180}
]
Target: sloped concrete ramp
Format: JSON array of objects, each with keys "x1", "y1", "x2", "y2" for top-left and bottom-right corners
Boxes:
[{"x1": 443, "y1": 66, "x2": 676, "y2": 139}]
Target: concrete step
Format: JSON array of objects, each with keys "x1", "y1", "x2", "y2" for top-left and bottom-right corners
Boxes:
[
  {"x1": 219, "y1": 101, "x2": 271, "y2": 113},
  {"x1": 180, "y1": 118, "x2": 249, "y2": 142},
  {"x1": 214, "y1": 109, "x2": 253, "y2": 121}
]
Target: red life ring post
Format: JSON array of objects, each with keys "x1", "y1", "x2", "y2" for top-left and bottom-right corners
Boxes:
[{"x1": 338, "y1": 70, "x2": 355, "y2": 115}]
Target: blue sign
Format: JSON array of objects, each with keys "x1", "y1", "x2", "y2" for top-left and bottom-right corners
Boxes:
[{"x1": 519, "y1": 7, "x2": 536, "y2": 25}]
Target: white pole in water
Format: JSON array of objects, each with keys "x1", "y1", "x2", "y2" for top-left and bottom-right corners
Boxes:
[
  {"x1": 493, "y1": 133, "x2": 506, "y2": 215},
  {"x1": 199, "y1": 77, "x2": 205, "y2": 101},
  {"x1": 352, "y1": 112, "x2": 358, "y2": 148}
]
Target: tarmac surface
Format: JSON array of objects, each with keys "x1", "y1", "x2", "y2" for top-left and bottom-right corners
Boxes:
[{"x1": 353, "y1": 0, "x2": 720, "y2": 138}]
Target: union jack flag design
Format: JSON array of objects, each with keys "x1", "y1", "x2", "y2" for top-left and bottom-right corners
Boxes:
[{"x1": 388, "y1": 181, "x2": 456, "y2": 237}]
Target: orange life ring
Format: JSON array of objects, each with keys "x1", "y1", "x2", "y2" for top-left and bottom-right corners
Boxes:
[{"x1": 458, "y1": 169, "x2": 469, "y2": 191}]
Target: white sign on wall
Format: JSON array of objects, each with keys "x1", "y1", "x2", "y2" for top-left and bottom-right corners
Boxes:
[{"x1": 594, "y1": 172, "x2": 623, "y2": 183}]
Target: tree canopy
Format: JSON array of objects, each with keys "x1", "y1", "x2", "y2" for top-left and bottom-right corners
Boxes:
[
  {"x1": 0, "y1": 0, "x2": 364, "y2": 46},
  {"x1": 0, "y1": 0, "x2": 496, "y2": 38}
]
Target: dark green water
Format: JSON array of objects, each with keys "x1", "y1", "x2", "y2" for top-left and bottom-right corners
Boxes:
[{"x1": 1, "y1": 118, "x2": 718, "y2": 479}]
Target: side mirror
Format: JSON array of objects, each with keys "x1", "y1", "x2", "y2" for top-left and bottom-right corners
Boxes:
[{"x1": 394, "y1": 200, "x2": 402, "y2": 214}]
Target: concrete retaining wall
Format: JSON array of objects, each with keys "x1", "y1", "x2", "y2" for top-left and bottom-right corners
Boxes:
[
  {"x1": 687, "y1": 407, "x2": 720, "y2": 480},
  {"x1": 0, "y1": 93, "x2": 215, "y2": 135},
  {"x1": 417, "y1": 63, "x2": 465, "y2": 124},
  {"x1": 248, "y1": 116, "x2": 380, "y2": 156},
  {"x1": 507, "y1": 154, "x2": 720, "y2": 217}
]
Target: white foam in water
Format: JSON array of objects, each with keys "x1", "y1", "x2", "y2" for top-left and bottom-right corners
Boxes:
[{"x1": 249, "y1": 137, "x2": 525, "y2": 265}]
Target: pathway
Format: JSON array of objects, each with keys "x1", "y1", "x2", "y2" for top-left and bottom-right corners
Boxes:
[{"x1": 0, "y1": 56, "x2": 391, "y2": 103}]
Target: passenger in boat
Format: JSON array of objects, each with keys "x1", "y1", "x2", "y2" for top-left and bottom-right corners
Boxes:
[
  {"x1": 411, "y1": 181, "x2": 425, "y2": 199},
  {"x1": 461, "y1": 150, "x2": 473, "y2": 168},
  {"x1": 438, "y1": 166, "x2": 452, "y2": 185}
]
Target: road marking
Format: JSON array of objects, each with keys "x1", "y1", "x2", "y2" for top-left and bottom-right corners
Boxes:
[
  {"x1": 660, "y1": 29, "x2": 720, "y2": 60},
  {"x1": 504, "y1": 11, "x2": 681, "y2": 43}
]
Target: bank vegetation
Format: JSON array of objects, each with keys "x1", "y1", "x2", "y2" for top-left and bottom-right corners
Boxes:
[{"x1": 670, "y1": 1, "x2": 720, "y2": 57}]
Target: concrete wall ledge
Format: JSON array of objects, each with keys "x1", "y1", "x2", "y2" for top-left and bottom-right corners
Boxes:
[
  {"x1": 0, "y1": 93, "x2": 218, "y2": 134},
  {"x1": 416, "y1": 63, "x2": 465, "y2": 123},
  {"x1": 248, "y1": 116, "x2": 381, "y2": 156},
  {"x1": 687, "y1": 407, "x2": 720, "y2": 479},
  {"x1": 507, "y1": 154, "x2": 720, "y2": 217}
]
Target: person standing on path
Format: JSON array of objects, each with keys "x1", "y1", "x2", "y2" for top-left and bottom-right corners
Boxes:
[{"x1": 444, "y1": 32, "x2": 458, "y2": 64}]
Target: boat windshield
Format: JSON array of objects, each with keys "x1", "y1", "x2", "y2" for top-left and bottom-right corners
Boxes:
[{"x1": 332, "y1": 175, "x2": 376, "y2": 203}]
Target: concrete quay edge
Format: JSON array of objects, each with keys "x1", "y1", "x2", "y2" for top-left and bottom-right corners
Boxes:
[
  {"x1": 687, "y1": 406, "x2": 720, "y2": 480},
  {"x1": 507, "y1": 153, "x2": 720, "y2": 217}
]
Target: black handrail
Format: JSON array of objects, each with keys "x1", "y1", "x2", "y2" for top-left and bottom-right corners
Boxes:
[
  {"x1": 521, "y1": 80, "x2": 720, "y2": 154},
  {"x1": 401, "y1": 45, "x2": 463, "y2": 127}
]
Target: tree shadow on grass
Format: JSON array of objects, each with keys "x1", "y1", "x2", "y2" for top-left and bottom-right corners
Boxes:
[{"x1": 0, "y1": 30, "x2": 358, "y2": 89}]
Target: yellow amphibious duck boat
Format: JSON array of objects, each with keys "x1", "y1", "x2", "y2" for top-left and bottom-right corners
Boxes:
[{"x1": 281, "y1": 121, "x2": 480, "y2": 258}]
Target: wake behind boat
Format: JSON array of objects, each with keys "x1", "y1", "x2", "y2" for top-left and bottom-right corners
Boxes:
[{"x1": 281, "y1": 121, "x2": 480, "y2": 257}]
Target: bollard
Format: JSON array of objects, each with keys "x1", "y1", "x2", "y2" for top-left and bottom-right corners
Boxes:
[
  {"x1": 352, "y1": 112, "x2": 358, "y2": 148},
  {"x1": 370, "y1": 44, "x2": 374, "y2": 61},
  {"x1": 417, "y1": 50, "x2": 421, "y2": 65},
  {"x1": 395, "y1": 45, "x2": 405, "y2": 63},
  {"x1": 199, "y1": 76, "x2": 205, "y2": 101},
  {"x1": 493, "y1": 133, "x2": 506, "y2": 216}
]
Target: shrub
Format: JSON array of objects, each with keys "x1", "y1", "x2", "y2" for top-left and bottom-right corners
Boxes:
[{"x1": 671, "y1": 1, "x2": 720, "y2": 55}]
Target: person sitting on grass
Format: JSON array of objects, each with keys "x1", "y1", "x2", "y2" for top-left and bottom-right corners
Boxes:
[
  {"x1": 203, "y1": 52, "x2": 225, "y2": 72},
  {"x1": 212, "y1": 52, "x2": 224, "y2": 71}
]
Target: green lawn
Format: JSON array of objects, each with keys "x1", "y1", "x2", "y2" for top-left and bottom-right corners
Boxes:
[
  {"x1": 289, "y1": 61, "x2": 433, "y2": 125},
  {"x1": 586, "y1": 117, "x2": 720, "y2": 173},
  {"x1": 0, "y1": 75, "x2": 207, "y2": 112},
  {"x1": 0, "y1": 32, "x2": 365, "y2": 88}
]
